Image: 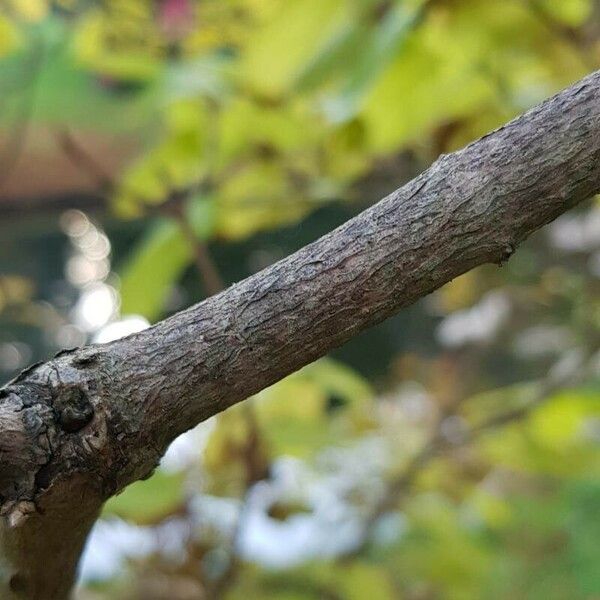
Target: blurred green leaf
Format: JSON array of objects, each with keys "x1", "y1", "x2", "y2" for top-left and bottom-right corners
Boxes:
[
  {"x1": 119, "y1": 197, "x2": 215, "y2": 321},
  {"x1": 293, "y1": 20, "x2": 371, "y2": 93},
  {"x1": 322, "y1": 2, "x2": 426, "y2": 123},
  {"x1": 254, "y1": 358, "x2": 374, "y2": 457},
  {"x1": 480, "y1": 388, "x2": 600, "y2": 477},
  {"x1": 535, "y1": 0, "x2": 592, "y2": 26},
  {"x1": 0, "y1": 15, "x2": 20, "y2": 56},
  {"x1": 0, "y1": 18, "x2": 160, "y2": 133},
  {"x1": 566, "y1": 482, "x2": 600, "y2": 595},
  {"x1": 103, "y1": 469, "x2": 185, "y2": 525},
  {"x1": 239, "y1": 0, "x2": 344, "y2": 97}
]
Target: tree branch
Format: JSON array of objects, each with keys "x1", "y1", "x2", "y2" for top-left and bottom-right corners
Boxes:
[
  {"x1": 2, "y1": 70, "x2": 600, "y2": 599},
  {"x1": 168, "y1": 203, "x2": 226, "y2": 298}
]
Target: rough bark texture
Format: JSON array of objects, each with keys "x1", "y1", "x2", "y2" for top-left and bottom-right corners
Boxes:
[{"x1": 2, "y1": 70, "x2": 600, "y2": 599}]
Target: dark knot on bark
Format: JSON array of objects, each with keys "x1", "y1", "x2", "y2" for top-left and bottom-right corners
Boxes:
[{"x1": 53, "y1": 387, "x2": 94, "y2": 433}]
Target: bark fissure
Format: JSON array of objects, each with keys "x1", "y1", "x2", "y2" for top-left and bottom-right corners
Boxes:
[{"x1": 2, "y1": 70, "x2": 600, "y2": 598}]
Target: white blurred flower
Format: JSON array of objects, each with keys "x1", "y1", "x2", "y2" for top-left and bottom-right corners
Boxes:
[
  {"x1": 78, "y1": 519, "x2": 155, "y2": 582},
  {"x1": 548, "y1": 206, "x2": 600, "y2": 252},
  {"x1": 436, "y1": 292, "x2": 510, "y2": 348},
  {"x1": 513, "y1": 325, "x2": 574, "y2": 358}
]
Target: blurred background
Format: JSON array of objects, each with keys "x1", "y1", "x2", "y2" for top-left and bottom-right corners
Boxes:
[{"x1": 1, "y1": 0, "x2": 600, "y2": 598}]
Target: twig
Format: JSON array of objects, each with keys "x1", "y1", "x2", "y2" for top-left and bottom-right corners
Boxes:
[
  {"x1": 54, "y1": 129, "x2": 113, "y2": 193},
  {"x1": 54, "y1": 128, "x2": 225, "y2": 297},
  {"x1": 342, "y1": 346, "x2": 598, "y2": 559},
  {"x1": 168, "y1": 203, "x2": 225, "y2": 297},
  {"x1": 205, "y1": 403, "x2": 269, "y2": 598},
  {"x1": 526, "y1": 0, "x2": 596, "y2": 70}
]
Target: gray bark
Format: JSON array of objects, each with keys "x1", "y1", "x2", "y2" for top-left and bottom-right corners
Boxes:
[{"x1": 2, "y1": 69, "x2": 600, "y2": 599}]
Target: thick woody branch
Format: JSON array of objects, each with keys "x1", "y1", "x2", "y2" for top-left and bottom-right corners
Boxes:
[{"x1": 2, "y1": 70, "x2": 600, "y2": 598}]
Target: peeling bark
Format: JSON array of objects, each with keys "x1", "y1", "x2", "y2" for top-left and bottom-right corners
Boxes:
[{"x1": 2, "y1": 70, "x2": 600, "y2": 598}]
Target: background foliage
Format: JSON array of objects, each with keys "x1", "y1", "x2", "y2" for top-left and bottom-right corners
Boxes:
[{"x1": 1, "y1": 0, "x2": 600, "y2": 598}]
